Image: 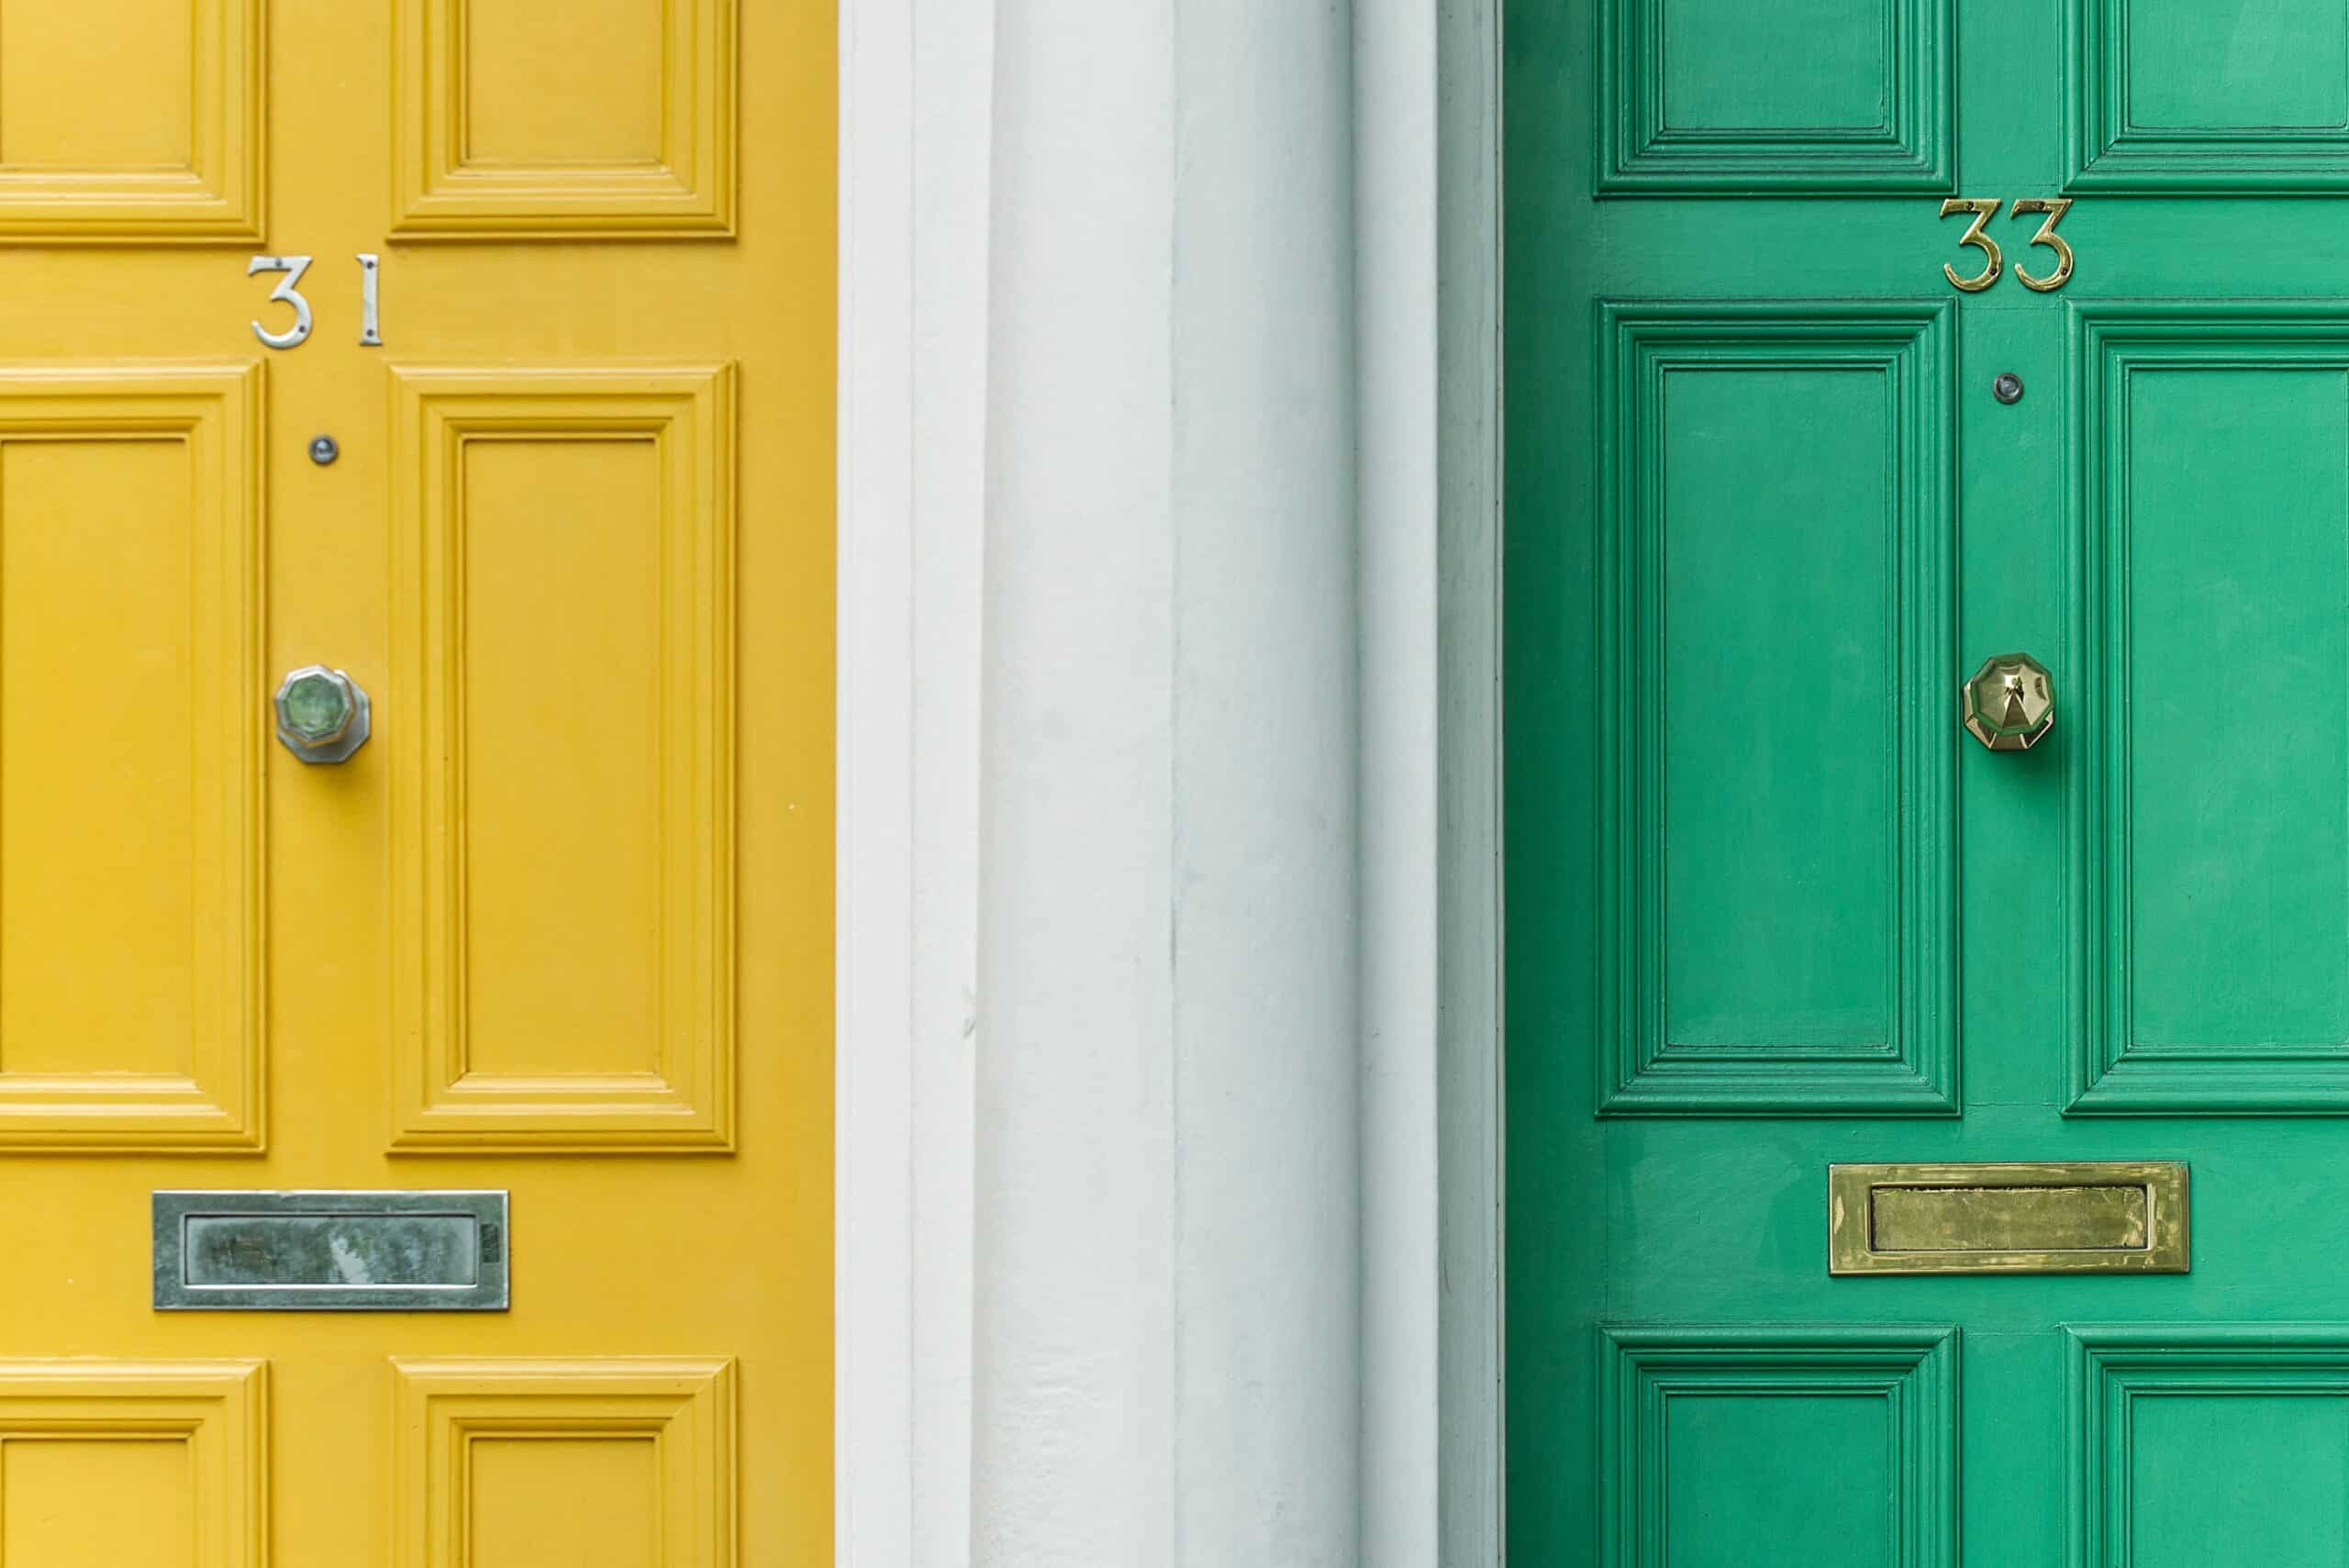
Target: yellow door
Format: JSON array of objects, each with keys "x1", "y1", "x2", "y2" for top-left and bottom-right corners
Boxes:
[{"x1": 0, "y1": 0, "x2": 832, "y2": 1560}]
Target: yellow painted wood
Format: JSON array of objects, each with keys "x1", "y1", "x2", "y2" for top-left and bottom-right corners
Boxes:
[
  {"x1": 387, "y1": 368, "x2": 736, "y2": 1149},
  {"x1": 0, "y1": 367, "x2": 262, "y2": 1146},
  {"x1": 0, "y1": 0, "x2": 262, "y2": 240},
  {"x1": 0, "y1": 1361, "x2": 265, "y2": 1568},
  {"x1": 0, "y1": 0, "x2": 833, "y2": 1558},
  {"x1": 391, "y1": 0, "x2": 737, "y2": 236},
  {"x1": 393, "y1": 1358, "x2": 735, "y2": 1568}
]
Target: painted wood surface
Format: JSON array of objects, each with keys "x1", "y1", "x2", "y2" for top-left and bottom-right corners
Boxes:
[
  {"x1": 1510, "y1": 0, "x2": 2349, "y2": 1561},
  {"x1": 0, "y1": 0, "x2": 834, "y2": 1559}
]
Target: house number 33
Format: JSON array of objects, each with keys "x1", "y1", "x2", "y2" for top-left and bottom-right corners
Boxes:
[
  {"x1": 248, "y1": 254, "x2": 384, "y2": 349},
  {"x1": 1938, "y1": 198, "x2": 2076, "y2": 294}
]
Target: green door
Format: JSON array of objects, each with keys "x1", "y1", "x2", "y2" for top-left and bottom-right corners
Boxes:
[{"x1": 1507, "y1": 1, "x2": 2349, "y2": 1562}]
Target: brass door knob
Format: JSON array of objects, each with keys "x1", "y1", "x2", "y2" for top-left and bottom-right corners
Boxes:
[{"x1": 1962, "y1": 652, "x2": 2053, "y2": 751}]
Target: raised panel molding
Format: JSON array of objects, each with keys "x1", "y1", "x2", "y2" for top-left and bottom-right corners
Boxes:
[
  {"x1": 0, "y1": 0, "x2": 262, "y2": 240},
  {"x1": 392, "y1": 1357, "x2": 735, "y2": 1568},
  {"x1": 390, "y1": 0, "x2": 738, "y2": 238},
  {"x1": 1598, "y1": 303, "x2": 1958, "y2": 1116},
  {"x1": 1597, "y1": 0, "x2": 1953, "y2": 194},
  {"x1": 0, "y1": 1360, "x2": 266, "y2": 1567},
  {"x1": 1602, "y1": 1326, "x2": 1958, "y2": 1568},
  {"x1": 2071, "y1": 306, "x2": 2349, "y2": 1113},
  {"x1": 389, "y1": 366, "x2": 735, "y2": 1151},
  {"x1": 0, "y1": 365, "x2": 262, "y2": 1148},
  {"x1": 2069, "y1": 1327, "x2": 2349, "y2": 1566},
  {"x1": 2067, "y1": 0, "x2": 2349, "y2": 190}
]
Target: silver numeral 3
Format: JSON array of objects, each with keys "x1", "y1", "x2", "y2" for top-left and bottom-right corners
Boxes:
[{"x1": 247, "y1": 255, "x2": 314, "y2": 350}]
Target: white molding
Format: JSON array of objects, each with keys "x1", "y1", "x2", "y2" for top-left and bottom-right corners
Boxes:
[
  {"x1": 1434, "y1": 0, "x2": 1505, "y2": 1562},
  {"x1": 837, "y1": 0, "x2": 916, "y2": 1555},
  {"x1": 1357, "y1": 0, "x2": 1505, "y2": 1560},
  {"x1": 907, "y1": 4, "x2": 988, "y2": 1564},
  {"x1": 838, "y1": 0, "x2": 985, "y2": 1560},
  {"x1": 1354, "y1": 0, "x2": 1440, "y2": 1561}
]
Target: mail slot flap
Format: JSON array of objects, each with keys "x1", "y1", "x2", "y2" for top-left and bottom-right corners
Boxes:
[
  {"x1": 153, "y1": 1190, "x2": 508, "y2": 1311},
  {"x1": 1829, "y1": 1162, "x2": 2188, "y2": 1276}
]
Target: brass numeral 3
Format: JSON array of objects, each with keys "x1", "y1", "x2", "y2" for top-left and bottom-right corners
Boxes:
[
  {"x1": 1938, "y1": 197, "x2": 2076, "y2": 293},
  {"x1": 2011, "y1": 197, "x2": 2075, "y2": 292},
  {"x1": 1939, "y1": 198, "x2": 2002, "y2": 292}
]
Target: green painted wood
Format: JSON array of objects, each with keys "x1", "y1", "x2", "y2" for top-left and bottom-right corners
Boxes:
[
  {"x1": 1598, "y1": 0, "x2": 1953, "y2": 191},
  {"x1": 1604, "y1": 1328, "x2": 1958, "y2": 1568},
  {"x1": 1598, "y1": 304, "x2": 1957, "y2": 1113},
  {"x1": 2075, "y1": 309, "x2": 2349, "y2": 1110},
  {"x1": 1508, "y1": 0, "x2": 2349, "y2": 1563},
  {"x1": 2070, "y1": 1329, "x2": 2349, "y2": 1566},
  {"x1": 2069, "y1": 0, "x2": 2349, "y2": 190}
]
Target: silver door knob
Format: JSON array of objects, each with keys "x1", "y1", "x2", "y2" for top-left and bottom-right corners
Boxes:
[
  {"x1": 1961, "y1": 651, "x2": 2053, "y2": 752},
  {"x1": 274, "y1": 665, "x2": 371, "y2": 763}
]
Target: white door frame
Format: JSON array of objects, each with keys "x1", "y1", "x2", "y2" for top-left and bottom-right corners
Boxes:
[{"x1": 835, "y1": 0, "x2": 1502, "y2": 1558}]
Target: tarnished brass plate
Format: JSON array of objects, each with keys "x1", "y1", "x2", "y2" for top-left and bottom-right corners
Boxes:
[{"x1": 1829, "y1": 1162, "x2": 2188, "y2": 1275}]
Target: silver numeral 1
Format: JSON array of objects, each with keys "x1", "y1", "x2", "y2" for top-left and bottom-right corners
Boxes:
[
  {"x1": 357, "y1": 253, "x2": 382, "y2": 347},
  {"x1": 248, "y1": 255, "x2": 314, "y2": 350}
]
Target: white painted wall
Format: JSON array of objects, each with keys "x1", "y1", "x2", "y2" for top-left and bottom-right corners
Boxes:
[{"x1": 840, "y1": 0, "x2": 1502, "y2": 1560}]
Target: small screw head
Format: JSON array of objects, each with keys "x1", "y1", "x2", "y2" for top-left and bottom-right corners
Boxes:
[
  {"x1": 309, "y1": 435, "x2": 340, "y2": 465},
  {"x1": 1992, "y1": 373, "x2": 2024, "y2": 406}
]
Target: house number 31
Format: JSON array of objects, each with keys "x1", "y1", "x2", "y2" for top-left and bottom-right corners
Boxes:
[
  {"x1": 248, "y1": 254, "x2": 384, "y2": 349},
  {"x1": 1938, "y1": 198, "x2": 2076, "y2": 294}
]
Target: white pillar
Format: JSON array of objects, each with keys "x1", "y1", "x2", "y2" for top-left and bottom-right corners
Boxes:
[
  {"x1": 971, "y1": 0, "x2": 1362, "y2": 1562},
  {"x1": 1354, "y1": 0, "x2": 1441, "y2": 1560}
]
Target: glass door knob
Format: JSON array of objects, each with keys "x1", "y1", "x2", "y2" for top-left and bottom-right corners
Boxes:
[{"x1": 273, "y1": 665, "x2": 370, "y2": 763}]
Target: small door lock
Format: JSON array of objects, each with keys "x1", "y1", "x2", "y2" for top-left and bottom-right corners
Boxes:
[{"x1": 273, "y1": 665, "x2": 371, "y2": 763}]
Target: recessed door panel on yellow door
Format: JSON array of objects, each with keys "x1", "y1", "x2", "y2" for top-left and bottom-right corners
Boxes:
[
  {"x1": 0, "y1": 368, "x2": 262, "y2": 1147},
  {"x1": 390, "y1": 0, "x2": 735, "y2": 235},
  {"x1": 0, "y1": 0, "x2": 262, "y2": 239},
  {"x1": 388, "y1": 368, "x2": 737, "y2": 1150},
  {"x1": 0, "y1": 0, "x2": 832, "y2": 1561}
]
